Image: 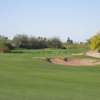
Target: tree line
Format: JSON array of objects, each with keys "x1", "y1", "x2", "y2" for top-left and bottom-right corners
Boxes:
[{"x1": 0, "y1": 34, "x2": 88, "y2": 53}]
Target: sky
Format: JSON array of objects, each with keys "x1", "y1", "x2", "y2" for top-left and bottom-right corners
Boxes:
[{"x1": 0, "y1": 0, "x2": 100, "y2": 42}]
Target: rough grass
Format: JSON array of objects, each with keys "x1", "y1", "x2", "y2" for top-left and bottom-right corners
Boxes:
[{"x1": 0, "y1": 48, "x2": 100, "y2": 100}]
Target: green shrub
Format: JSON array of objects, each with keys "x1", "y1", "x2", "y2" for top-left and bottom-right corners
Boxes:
[
  {"x1": 46, "y1": 57, "x2": 51, "y2": 62},
  {"x1": 64, "y1": 57, "x2": 68, "y2": 61}
]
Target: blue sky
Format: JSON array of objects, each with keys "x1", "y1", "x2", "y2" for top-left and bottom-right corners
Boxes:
[{"x1": 0, "y1": 0, "x2": 100, "y2": 41}]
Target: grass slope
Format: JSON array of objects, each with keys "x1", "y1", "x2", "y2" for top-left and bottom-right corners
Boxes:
[{"x1": 0, "y1": 48, "x2": 100, "y2": 100}]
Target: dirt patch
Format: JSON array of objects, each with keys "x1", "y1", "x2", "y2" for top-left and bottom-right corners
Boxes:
[{"x1": 50, "y1": 57, "x2": 100, "y2": 66}]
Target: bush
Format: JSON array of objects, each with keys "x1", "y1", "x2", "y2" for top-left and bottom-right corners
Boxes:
[
  {"x1": 48, "y1": 38, "x2": 63, "y2": 48},
  {"x1": 89, "y1": 33, "x2": 100, "y2": 50},
  {"x1": 0, "y1": 36, "x2": 11, "y2": 53},
  {"x1": 64, "y1": 57, "x2": 68, "y2": 61},
  {"x1": 46, "y1": 57, "x2": 51, "y2": 62},
  {"x1": 97, "y1": 47, "x2": 100, "y2": 53}
]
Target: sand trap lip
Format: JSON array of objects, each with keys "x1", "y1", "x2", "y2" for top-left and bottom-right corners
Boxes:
[
  {"x1": 50, "y1": 57, "x2": 100, "y2": 66},
  {"x1": 86, "y1": 51, "x2": 100, "y2": 58}
]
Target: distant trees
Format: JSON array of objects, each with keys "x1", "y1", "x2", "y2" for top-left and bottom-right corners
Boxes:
[
  {"x1": 12, "y1": 34, "x2": 63, "y2": 49},
  {"x1": 29, "y1": 37, "x2": 48, "y2": 49},
  {"x1": 0, "y1": 35, "x2": 12, "y2": 52},
  {"x1": 0, "y1": 33, "x2": 89, "y2": 52},
  {"x1": 48, "y1": 38, "x2": 62, "y2": 48},
  {"x1": 13, "y1": 34, "x2": 29, "y2": 48},
  {"x1": 66, "y1": 37, "x2": 73, "y2": 44},
  {"x1": 12, "y1": 35, "x2": 87, "y2": 50},
  {"x1": 63, "y1": 37, "x2": 88, "y2": 49}
]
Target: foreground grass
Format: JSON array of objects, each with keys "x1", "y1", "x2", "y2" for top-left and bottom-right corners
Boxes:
[{"x1": 0, "y1": 49, "x2": 100, "y2": 100}]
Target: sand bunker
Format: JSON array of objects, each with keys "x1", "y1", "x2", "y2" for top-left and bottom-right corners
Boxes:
[
  {"x1": 86, "y1": 51, "x2": 100, "y2": 58},
  {"x1": 50, "y1": 57, "x2": 100, "y2": 66}
]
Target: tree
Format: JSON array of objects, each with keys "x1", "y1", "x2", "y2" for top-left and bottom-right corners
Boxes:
[
  {"x1": 89, "y1": 32, "x2": 100, "y2": 51},
  {"x1": 12, "y1": 34, "x2": 63, "y2": 49},
  {"x1": 66, "y1": 37, "x2": 73, "y2": 44},
  {"x1": 0, "y1": 35, "x2": 10, "y2": 52},
  {"x1": 13, "y1": 35, "x2": 48, "y2": 49},
  {"x1": 27, "y1": 36, "x2": 48, "y2": 49},
  {"x1": 13, "y1": 34, "x2": 29, "y2": 48},
  {"x1": 48, "y1": 38, "x2": 62, "y2": 48}
]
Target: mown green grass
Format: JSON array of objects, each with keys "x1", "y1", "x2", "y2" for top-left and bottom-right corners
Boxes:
[
  {"x1": 11, "y1": 48, "x2": 87, "y2": 57},
  {"x1": 0, "y1": 48, "x2": 100, "y2": 100}
]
